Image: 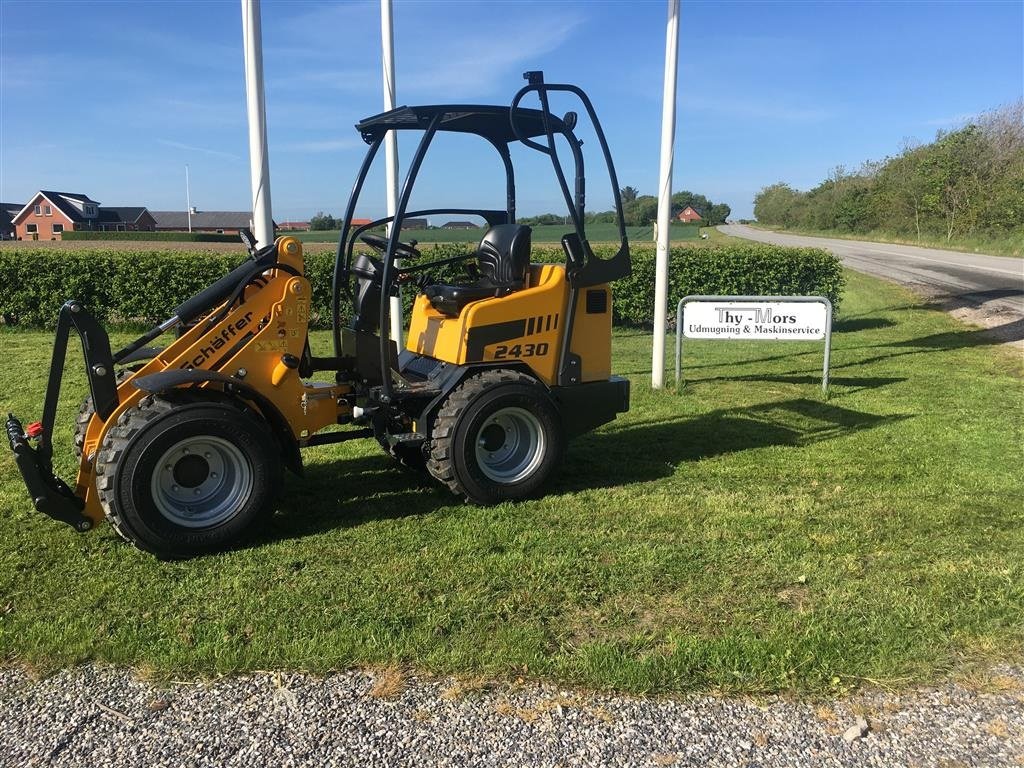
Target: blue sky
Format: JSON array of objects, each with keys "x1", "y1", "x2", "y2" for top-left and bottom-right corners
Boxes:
[{"x1": 1, "y1": 0, "x2": 1021, "y2": 220}]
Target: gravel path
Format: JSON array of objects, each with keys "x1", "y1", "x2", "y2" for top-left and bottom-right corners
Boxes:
[{"x1": 1, "y1": 665, "x2": 1021, "y2": 767}]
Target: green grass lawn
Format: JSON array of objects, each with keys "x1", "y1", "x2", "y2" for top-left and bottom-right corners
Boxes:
[{"x1": 0, "y1": 270, "x2": 1021, "y2": 694}]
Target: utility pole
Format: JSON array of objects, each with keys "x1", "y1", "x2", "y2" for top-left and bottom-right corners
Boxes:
[
  {"x1": 185, "y1": 164, "x2": 192, "y2": 233},
  {"x1": 241, "y1": 0, "x2": 274, "y2": 247},
  {"x1": 381, "y1": 0, "x2": 403, "y2": 343},
  {"x1": 651, "y1": 0, "x2": 679, "y2": 389}
]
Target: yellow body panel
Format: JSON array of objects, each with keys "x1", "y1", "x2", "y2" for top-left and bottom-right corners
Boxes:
[
  {"x1": 75, "y1": 237, "x2": 349, "y2": 523},
  {"x1": 568, "y1": 284, "x2": 612, "y2": 383},
  {"x1": 405, "y1": 263, "x2": 612, "y2": 386}
]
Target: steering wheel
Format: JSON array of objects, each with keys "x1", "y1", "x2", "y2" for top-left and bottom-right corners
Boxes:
[{"x1": 360, "y1": 232, "x2": 422, "y2": 260}]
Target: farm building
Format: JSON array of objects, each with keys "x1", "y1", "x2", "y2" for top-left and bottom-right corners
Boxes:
[
  {"x1": 676, "y1": 206, "x2": 702, "y2": 223},
  {"x1": 441, "y1": 221, "x2": 479, "y2": 230},
  {"x1": 278, "y1": 221, "x2": 310, "y2": 231},
  {"x1": 400, "y1": 217, "x2": 428, "y2": 230},
  {"x1": 150, "y1": 210, "x2": 276, "y2": 235},
  {"x1": 12, "y1": 191, "x2": 156, "y2": 240},
  {"x1": 1, "y1": 202, "x2": 22, "y2": 239}
]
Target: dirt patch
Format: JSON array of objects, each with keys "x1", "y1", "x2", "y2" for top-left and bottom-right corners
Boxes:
[{"x1": 899, "y1": 279, "x2": 1023, "y2": 353}]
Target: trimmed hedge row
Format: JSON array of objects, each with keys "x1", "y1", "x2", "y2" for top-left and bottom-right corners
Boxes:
[
  {"x1": 0, "y1": 243, "x2": 842, "y2": 329},
  {"x1": 61, "y1": 231, "x2": 238, "y2": 243}
]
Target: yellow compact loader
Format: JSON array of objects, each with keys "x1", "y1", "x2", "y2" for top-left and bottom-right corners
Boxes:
[{"x1": 8, "y1": 72, "x2": 632, "y2": 558}]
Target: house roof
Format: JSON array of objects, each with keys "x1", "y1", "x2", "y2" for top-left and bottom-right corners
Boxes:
[
  {"x1": 0, "y1": 203, "x2": 21, "y2": 229},
  {"x1": 14, "y1": 191, "x2": 102, "y2": 224},
  {"x1": 150, "y1": 211, "x2": 267, "y2": 229},
  {"x1": 98, "y1": 207, "x2": 149, "y2": 224},
  {"x1": 441, "y1": 221, "x2": 479, "y2": 228}
]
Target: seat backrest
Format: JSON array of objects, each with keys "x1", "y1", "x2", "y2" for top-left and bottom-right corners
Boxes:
[{"x1": 477, "y1": 224, "x2": 531, "y2": 287}]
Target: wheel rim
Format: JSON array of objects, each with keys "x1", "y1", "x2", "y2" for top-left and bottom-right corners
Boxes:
[
  {"x1": 474, "y1": 406, "x2": 546, "y2": 483},
  {"x1": 151, "y1": 436, "x2": 253, "y2": 528}
]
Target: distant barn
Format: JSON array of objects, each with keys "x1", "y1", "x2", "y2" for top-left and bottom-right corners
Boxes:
[
  {"x1": 150, "y1": 210, "x2": 276, "y2": 235},
  {"x1": 441, "y1": 221, "x2": 479, "y2": 230},
  {"x1": 676, "y1": 206, "x2": 702, "y2": 223}
]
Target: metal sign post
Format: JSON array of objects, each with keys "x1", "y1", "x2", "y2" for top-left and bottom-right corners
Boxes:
[{"x1": 674, "y1": 295, "x2": 833, "y2": 394}]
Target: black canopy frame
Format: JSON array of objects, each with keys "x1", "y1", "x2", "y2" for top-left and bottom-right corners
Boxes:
[{"x1": 331, "y1": 71, "x2": 631, "y2": 400}]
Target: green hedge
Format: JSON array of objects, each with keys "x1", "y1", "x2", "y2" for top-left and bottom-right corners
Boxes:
[
  {"x1": 61, "y1": 231, "x2": 238, "y2": 243},
  {"x1": 0, "y1": 243, "x2": 842, "y2": 329}
]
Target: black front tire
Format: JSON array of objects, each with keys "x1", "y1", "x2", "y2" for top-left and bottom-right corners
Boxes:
[
  {"x1": 74, "y1": 368, "x2": 139, "y2": 458},
  {"x1": 427, "y1": 369, "x2": 564, "y2": 504},
  {"x1": 95, "y1": 396, "x2": 281, "y2": 559}
]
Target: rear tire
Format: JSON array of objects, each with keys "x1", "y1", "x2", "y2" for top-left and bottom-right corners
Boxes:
[
  {"x1": 95, "y1": 396, "x2": 281, "y2": 559},
  {"x1": 427, "y1": 369, "x2": 564, "y2": 504}
]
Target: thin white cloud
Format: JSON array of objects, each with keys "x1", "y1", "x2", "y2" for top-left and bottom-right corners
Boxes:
[
  {"x1": 267, "y1": 68, "x2": 377, "y2": 92},
  {"x1": 156, "y1": 140, "x2": 241, "y2": 161},
  {"x1": 398, "y1": 13, "x2": 584, "y2": 98},
  {"x1": 686, "y1": 96, "x2": 833, "y2": 123},
  {"x1": 278, "y1": 138, "x2": 362, "y2": 153},
  {"x1": 923, "y1": 112, "x2": 975, "y2": 127}
]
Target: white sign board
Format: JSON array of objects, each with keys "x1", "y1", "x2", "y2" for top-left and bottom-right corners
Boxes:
[
  {"x1": 674, "y1": 295, "x2": 833, "y2": 394},
  {"x1": 682, "y1": 300, "x2": 828, "y2": 341}
]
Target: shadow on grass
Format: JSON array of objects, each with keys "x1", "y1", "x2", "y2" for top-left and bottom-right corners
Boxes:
[
  {"x1": 257, "y1": 398, "x2": 906, "y2": 544},
  {"x1": 558, "y1": 398, "x2": 907, "y2": 491},
  {"x1": 833, "y1": 317, "x2": 896, "y2": 333},
  {"x1": 262, "y1": 454, "x2": 439, "y2": 543},
  {"x1": 887, "y1": 316, "x2": 1024, "y2": 348},
  {"x1": 679, "y1": 373, "x2": 906, "y2": 393}
]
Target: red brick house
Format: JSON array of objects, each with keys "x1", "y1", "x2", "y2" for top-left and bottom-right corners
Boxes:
[
  {"x1": 676, "y1": 206, "x2": 702, "y2": 223},
  {"x1": 12, "y1": 191, "x2": 155, "y2": 239}
]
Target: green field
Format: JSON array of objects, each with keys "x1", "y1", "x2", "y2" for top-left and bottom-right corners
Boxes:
[
  {"x1": 0, "y1": 271, "x2": 1021, "y2": 693},
  {"x1": 293, "y1": 222, "x2": 700, "y2": 244}
]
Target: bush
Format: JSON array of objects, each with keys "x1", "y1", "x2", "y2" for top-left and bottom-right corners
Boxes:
[
  {"x1": 609, "y1": 242, "x2": 844, "y2": 326},
  {"x1": 0, "y1": 243, "x2": 842, "y2": 329},
  {"x1": 61, "y1": 231, "x2": 239, "y2": 243}
]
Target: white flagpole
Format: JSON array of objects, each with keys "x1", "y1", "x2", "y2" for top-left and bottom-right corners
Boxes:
[
  {"x1": 241, "y1": 0, "x2": 274, "y2": 247},
  {"x1": 382, "y1": 0, "x2": 403, "y2": 343},
  {"x1": 185, "y1": 164, "x2": 192, "y2": 233},
  {"x1": 651, "y1": 0, "x2": 679, "y2": 389}
]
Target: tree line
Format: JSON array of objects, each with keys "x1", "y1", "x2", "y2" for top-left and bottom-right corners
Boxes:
[
  {"x1": 519, "y1": 188, "x2": 731, "y2": 228},
  {"x1": 308, "y1": 188, "x2": 733, "y2": 231},
  {"x1": 753, "y1": 101, "x2": 1023, "y2": 242}
]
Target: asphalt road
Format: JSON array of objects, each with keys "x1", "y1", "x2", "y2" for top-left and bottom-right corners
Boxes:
[{"x1": 719, "y1": 225, "x2": 1024, "y2": 319}]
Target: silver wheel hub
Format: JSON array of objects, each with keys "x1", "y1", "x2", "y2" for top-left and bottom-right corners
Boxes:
[
  {"x1": 474, "y1": 407, "x2": 545, "y2": 483},
  {"x1": 151, "y1": 436, "x2": 253, "y2": 528}
]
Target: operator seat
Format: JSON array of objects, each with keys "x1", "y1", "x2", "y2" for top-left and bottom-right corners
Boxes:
[{"x1": 423, "y1": 224, "x2": 532, "y2": 316}]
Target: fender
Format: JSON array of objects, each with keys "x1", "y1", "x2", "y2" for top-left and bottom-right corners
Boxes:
[{"x1": 132, "y1": 368, "x2": 303, "y2": 476}]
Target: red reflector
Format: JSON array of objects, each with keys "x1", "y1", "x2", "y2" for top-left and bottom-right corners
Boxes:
[{"x1": 25, "y1": 421, "x2": 43, "y2": 438}]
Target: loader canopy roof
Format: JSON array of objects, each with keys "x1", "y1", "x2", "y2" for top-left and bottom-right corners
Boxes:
[{"x1": 356, "y1": 105, "x2": 571, "y2": 145}]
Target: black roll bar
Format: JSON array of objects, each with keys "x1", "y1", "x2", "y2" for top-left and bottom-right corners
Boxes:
[
  {"x1": 511, "y1": 72, "x2": 630, "y2": 287},
  {"x1": 377, "y1": 113, "x2": 444, "y2": 400},
  {"x1": 333, "y1": 135, "x2": 384, "y2": 359}
]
